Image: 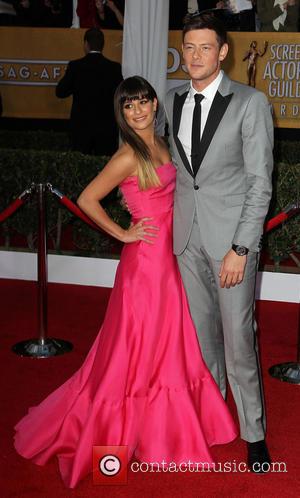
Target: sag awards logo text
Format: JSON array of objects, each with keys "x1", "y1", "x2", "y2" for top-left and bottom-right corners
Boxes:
[
  {"x1": 262, "y1": 43, "x2": 300, "y2": 119},
  {"x1": 0, "y1": 59, "x2": 67, "y2": 86}
]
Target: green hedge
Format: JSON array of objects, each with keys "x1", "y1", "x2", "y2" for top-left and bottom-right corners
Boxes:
[
  {"x1": 273, "y1": 140, "x2": 300, "y2": 166},
  {"x1": 266, "y1": 162, "x2": 300, "y2": 268},
  {"x1": 0, "y1": 129, "x2": 299, "y2": 164},
  {"x1": 0, "y1": 145, "x2": 299, "y2": 267},
  {"x1": 0, "y1": 130, "x2": 71, "y2": 151},
  {"x1": 0, "y1": 149, "x2": 130, "y2": 256}
]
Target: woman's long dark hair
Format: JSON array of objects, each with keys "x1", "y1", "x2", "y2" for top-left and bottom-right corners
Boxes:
[{"x1": 114, "y1": 76, "x2": 160, "y2": 190}]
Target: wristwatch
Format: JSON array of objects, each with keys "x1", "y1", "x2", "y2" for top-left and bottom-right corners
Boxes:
[{"x1": 232, "y1": 244, "x2": 249, "y2": 256}]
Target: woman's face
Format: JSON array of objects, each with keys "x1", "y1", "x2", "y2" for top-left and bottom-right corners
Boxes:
[{"x1": 122, "y1": 96, "x2": 157, "y2": 132}]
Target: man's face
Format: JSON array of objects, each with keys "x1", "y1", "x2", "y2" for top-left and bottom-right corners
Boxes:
[{"x1": 182, "y1": 29, "x2": 228, "y2": 89}]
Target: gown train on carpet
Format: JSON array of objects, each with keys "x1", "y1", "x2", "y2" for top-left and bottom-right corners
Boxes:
[{"x1": 14, "y1": 163, "x2": 237, "y2": 488}]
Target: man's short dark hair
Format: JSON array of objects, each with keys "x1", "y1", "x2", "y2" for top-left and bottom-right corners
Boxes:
[
  {"x1": 84, "y1": 28, "x2": 105, "y2": 52},
  {"x1": 182, "y1": 12, "x2": 227, "y2": 48}
]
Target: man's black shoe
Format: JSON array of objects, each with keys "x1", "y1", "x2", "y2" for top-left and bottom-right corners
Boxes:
[{"x1": 247, "y1": 440, "x2": 271, "y2": 473}]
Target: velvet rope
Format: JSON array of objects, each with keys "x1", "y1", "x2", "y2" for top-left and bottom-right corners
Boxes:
[
  {"x1": 265, "y1": 205, "x2": 300, "y2": 233},
  {"x1": 3, "y1": 183, "x2": 293, "y2": 236},
  {"x1": 49, "y1": 188, "x2": 100, "y2": 231},
  {"x1": 265, "y1": 212, "x2": 289, "y2": 232},
  {"x1": 52, "y1": 186, "x2": 299, "y2": 235},
  {"x1": 0, "y1": 198, "x2": 25, "y2": 223}
]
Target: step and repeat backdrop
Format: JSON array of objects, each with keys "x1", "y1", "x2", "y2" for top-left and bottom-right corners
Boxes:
[{"x1": 0, "y1": 27, "x2": 299, "y2": 128}]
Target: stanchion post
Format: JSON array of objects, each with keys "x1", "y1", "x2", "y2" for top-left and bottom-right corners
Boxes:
[
  {"x1": 12, "y1": 183, "x2": 73, "y2": 358},
  {"x1": 37, "y1": 183, "x2": 48, "y2": 343}
]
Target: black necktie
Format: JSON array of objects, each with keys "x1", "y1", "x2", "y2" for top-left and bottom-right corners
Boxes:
[{"x1": 191, "y1": 93, "x2": 204, "y2": 174}]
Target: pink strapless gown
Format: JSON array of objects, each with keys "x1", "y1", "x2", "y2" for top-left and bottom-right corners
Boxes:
[{"x1": 14, "y1": 163, "x2": 237, "y2": 488}]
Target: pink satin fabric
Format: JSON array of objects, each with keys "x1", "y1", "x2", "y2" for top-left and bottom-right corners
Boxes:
[{"x1": 14, "y1": 163, "x2": 237, "y2": 488}]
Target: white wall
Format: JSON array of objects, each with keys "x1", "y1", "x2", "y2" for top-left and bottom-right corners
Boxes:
[{"x1": 0, "y1": 251, "x2": 299, "y2": 303}]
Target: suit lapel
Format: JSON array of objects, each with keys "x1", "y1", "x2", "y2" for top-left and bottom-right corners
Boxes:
[
  {"x1": 173, "y1": 90, "x2": 194, "y2": 178},
  {"x1": 193, "y1": 91, "x2": 233, "y2": 176},
  {"x1": 172, "y1": 75, "x2": 234, "y2": 178}
]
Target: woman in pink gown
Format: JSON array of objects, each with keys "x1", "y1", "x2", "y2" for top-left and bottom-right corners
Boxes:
[{"x1": 14, "y1": 76, "x2": 237, "y2": 488}]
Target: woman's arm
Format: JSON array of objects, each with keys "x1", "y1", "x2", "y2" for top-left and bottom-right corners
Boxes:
[{"x1": 77, "y1": 152, "x2": 158, "y2": 244}]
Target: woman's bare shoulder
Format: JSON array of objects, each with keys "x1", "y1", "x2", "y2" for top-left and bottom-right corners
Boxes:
[
  {"x1": 109, "y1": 144, "x2": 138, "y2": 175},
  {"x1": 114, "y1": 143, "x2": 135, "y2": 161}
]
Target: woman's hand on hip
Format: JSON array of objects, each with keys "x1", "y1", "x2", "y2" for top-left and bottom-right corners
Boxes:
[{"x1": 121, "y1": 217, "x2": 159, "y2": 244}]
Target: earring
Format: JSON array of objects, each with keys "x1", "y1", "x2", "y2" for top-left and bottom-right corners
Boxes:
[{"x1": 153, "y1": 108, "x2": 158, "y2": 127}]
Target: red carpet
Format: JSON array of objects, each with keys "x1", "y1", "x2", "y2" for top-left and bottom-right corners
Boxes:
[{"x1": 0, "y1": 278, "x2": 299, "y2": 497}]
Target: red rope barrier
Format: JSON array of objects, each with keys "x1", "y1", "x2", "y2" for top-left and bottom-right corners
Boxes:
[
  {"x1": 48, "y1": 185, "x2": 100, "y2": 231},
  {"x1": 265, "y1": 204, "x2": 300, "y2": 233},
  {"x1": 0, "y1": 187, "x2": 33, "y2": 223},
  {"x1": 265, "y1": 212, "x2": 289, "y2": 232},
  {"x1": 50, "y1": 184, "x2": 299, "y2": 235},
  {"x1": 0, "y1": 198, "x2": 24, "y2": 223},
  {"x1": 1, "y1": 183, "x2": 298, "y2": 237},
  {"x1": 60, "y1": 196, "x2": 100, "y2": 230}
]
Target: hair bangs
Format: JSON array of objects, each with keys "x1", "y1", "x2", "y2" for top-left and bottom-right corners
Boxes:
[
  {"x1": 118, "y1": 76, "x2": 156, "y2": 106},
  {"x1": 120, "y1": 93, "x2": 150, "y2": 105}
]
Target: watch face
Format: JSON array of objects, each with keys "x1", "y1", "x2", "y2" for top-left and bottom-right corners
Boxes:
[{"x1": 236, "y1": 246, "x2": 247, "y2": 256}]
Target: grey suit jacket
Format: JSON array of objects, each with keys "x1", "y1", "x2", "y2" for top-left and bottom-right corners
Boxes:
[{"x1": 165, "y1": 73, "x2": 274, "y2": 260}]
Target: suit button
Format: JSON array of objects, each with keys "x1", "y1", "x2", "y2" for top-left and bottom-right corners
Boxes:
[{"x1": 194, "y1": 185, "x2": 199, "y2": 190}]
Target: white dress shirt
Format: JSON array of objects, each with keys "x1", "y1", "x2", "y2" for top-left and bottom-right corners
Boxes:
[{"x1": 178, "y1": 70, "x2": 224, "y2": 171}]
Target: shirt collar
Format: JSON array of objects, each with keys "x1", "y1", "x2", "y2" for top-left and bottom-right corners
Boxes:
[{"x1": 188, "y1": 70, "x2": 224, "y2": 103}]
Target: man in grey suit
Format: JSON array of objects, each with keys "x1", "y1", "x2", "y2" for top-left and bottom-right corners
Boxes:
[{"x1": 165, "y1": 12, "x2": 274, "y2": 472}]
